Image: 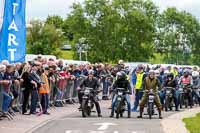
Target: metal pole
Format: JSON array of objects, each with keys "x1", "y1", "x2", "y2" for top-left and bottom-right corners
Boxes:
[
  {"x1": 86, "y1": 51, "x2": 88, "y2": 61},
  {"x1": 79, "y1": 47, "x2": 82, "y2": 61}
]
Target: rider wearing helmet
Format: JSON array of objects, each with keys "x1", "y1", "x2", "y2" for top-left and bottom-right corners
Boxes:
[
  {"x1": 138, "y1": 70, "x2": 163, "y2": 119},
  {"x1": 179, "y1": 69, "x2": 193, "y2": 107},
  {"x1": 163, "y1": 72, "x2": 179, "y2": 111},
  {"x1": 179, "y1": 69, "x2": 193, "y2": 85},
  {"x1": 110, "y1": 71, "x2": 132, "y2": 118},
  {"x1": 78, "y1": 70, "x2": 103, "y2": 117},
  {"x1": 191, "y1": 71, "x2": 200, "y2": 105}
]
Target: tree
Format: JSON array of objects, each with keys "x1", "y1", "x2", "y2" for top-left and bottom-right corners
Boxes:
[
  {"x1": 27, "y1": 20, "x2": 64, "y2": 56},
  {"x1": 155, "y1": 8, "x2": 200, "y2": 65},
  {"x1": 65, "y1": 0, "x2": 159, "y2": 63},
  {"x1": 45, "y1": 15, "x2": 64, "y2": 29}
]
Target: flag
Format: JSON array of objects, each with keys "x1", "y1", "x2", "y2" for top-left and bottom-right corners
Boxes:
[{"x1": 0, "y1": 0, "x2": 26, "y2": 63}]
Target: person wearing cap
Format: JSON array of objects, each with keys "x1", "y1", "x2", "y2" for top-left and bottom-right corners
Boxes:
[
  {"x1": 78, "y1": 70, "x2": 102, "y2": 117},
  {"x1": 131, "y1": 65, "x2": 146, "y2": 112},
  {"x1": 137, "y1": 70, "x2": 163, "y2": 119},
  {"x1": 29, "y1": 62, "x2": 42, "y2": 114}
]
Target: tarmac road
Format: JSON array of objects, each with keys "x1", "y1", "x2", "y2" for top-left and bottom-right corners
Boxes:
[{"x1": 33, "y1": 103, "x2": 176, "y2": 133}]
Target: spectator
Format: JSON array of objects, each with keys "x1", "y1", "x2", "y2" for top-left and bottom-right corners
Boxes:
[
  {"x1": 39, "y1": 66, "x2": 50, "y2": 115},
  {"x1": 21, "y1": 64, "x2": 34, "y2": 115},
  {"x1": 0, "y1": 64, "x2": 12, "y2": 114}
]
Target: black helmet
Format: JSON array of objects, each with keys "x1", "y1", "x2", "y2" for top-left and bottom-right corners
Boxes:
[
  {"x1": 120, "y1": 71, "x2": 127, "y2": 79},
  {"x1": 167, "y1": 73, "x2": 174, "y2": 79}
]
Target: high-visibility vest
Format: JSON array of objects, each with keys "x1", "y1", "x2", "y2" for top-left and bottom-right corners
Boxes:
[
  {"x1": 135, "y1": 72, "x2": 144, "y2": 89},
  {"x1": 171, "y1": 68, "x2": 178, "y2": 77}
]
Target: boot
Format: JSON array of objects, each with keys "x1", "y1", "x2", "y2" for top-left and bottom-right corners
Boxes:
[
  {"x1": 98, "y1": 114, "x2": 102, "y2": 117},
  {"x1": 158, "y1": 110, "x2": 162, "y2": 119},
  {"x1": 137, "y1": 110, "x2": 143, "y2": 118},
  {"x1": 128, "y1": 112, "x2": 131, "y2": 118},
  {"x1": 110, "y1": 111, "x2": 114, "y2": 118}
]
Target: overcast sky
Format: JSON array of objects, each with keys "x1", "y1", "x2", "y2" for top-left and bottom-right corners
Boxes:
[{"x1": 7, "y1": 0, "x2": 200, "y2": 21}]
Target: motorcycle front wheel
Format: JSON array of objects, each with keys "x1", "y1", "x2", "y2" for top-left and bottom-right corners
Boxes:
[{"x1": 82, "y1": 100, "x2": 89, "y2": 118}]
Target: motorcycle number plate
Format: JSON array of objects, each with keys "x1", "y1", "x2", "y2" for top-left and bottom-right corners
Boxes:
[
  {"x1": 83, "y1": 96, "x2": 88, "y2": 99},
  {"x1": 149, "y1": 95, "x2": 154, "y2": 100},
  {"x1": 166, "y1": 90, "x2": 171, "y2": 94},
  {"x1": 84, "y1": 90, "x2": 90, "y2": 95},
  {"x1": 118, "y1": 92, "x2": 123, "y2": 95},
  {"x1": 149, "y1": 99, "x2": 154, "y2": 102},
  {"x1": 117, "y1": 97, "x2": 122, "y2": 100}
]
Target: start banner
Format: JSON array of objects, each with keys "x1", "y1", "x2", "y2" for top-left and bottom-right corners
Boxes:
[{"x1": 0, "y1": 0, "x2": 26, "y2": 63}]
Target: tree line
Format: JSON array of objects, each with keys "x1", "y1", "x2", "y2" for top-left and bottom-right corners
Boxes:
[{"x1": 27, "y1": 0, "x2": 200, "y2": 65}]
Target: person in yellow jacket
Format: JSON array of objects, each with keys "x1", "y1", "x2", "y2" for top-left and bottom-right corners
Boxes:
[
  {"x1": 131, "y1": 65, "x2": 147, "y2": 112},
  {"x1": 170, "y1": 67, "x2": 178, "y2": 78},
  {"x1": 39, "y1": 67, "x2": 50, "y2": 115}
]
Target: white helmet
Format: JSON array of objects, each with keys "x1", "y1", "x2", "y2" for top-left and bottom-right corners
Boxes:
[
  {"x1": 149, "y1": 69, "x2": 155, "y2": 74},
  {"x1": 164, "y1": 70, "x2": 170, "y2": 75},
  {"x1": 118, "y1": 60, "x2": 124, "y2": 64},
  {"x1": 192, "y1": 71, "x2": 199, "y2": 78}
]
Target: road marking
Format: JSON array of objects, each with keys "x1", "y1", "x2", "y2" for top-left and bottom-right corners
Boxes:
[
  {"x1": 65, "y1": 131, "x2": 72, "y2": 133},
  {"x1": 113, "y1": 131, "x2": 119, "y2": 133},
  {"x1": 89, "y1": 131, "x2": 106, "y2": 133},
  {"x1": 65, "y1": 130, "x2": 81, "y2": 133},
  {"x1": 132, "y1": 132, "x2": 138, "y2": 133},
  {"x1": 94, "y1": 122, "x2": 118, "y2": 130}
]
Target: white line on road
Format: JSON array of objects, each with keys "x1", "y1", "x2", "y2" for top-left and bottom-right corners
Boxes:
[
  {"x1": 89, "y1": 131, "x2": 106, "y2": 133},
  {"x1": 94, "y1": 122, "x2": 118, "y2": 130},
  {"x1": 65, "y1": 131, "x2": 72, "y2": 133}
]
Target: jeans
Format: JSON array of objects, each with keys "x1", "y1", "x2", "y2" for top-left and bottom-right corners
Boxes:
[
  {"x1": 159, "y1": 91, "x2": 165, "y2": 105},
  {"x1": 192, "y1": 89, "x2": 200, "y2": 104},
  {"x1": 102, "y1": 79, "x2": 111, "y2": 97},
  {"x1": 56, "y1": 88, "x2": 63, "y2": 100},
  {"x1": 112, "y1": 94, "x2": 131, "y2": 113},
  {"x1": 159, "y1": 89, "x2": 179, "y2": 109},
  {"x1": 41, "y1": 94, "x2": 49, "y2": 113},
  {"x1": 30, "y1": 90, "x2": 39, "y2": 113},
  {"x1": 22, "y1": 89, "x2": 31, "y2": 113},
  {"x1": 132, "y1": 90, "x2": 143, "y2": 111},
  {"x1": 2, "y1": 92, "x2": 12, "y2": 112}
]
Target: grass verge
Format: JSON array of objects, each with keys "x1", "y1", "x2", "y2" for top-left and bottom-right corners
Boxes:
[{"x1": 183, "y1": 113, "x2": 200, "y2": 133}]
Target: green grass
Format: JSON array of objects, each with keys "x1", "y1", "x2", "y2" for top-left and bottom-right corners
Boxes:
[
  {"x1": 183, "y1": 113, "x2": 200, "y2": 133},
  {"x1": 59, "y1": 50, "x2": 74, "y2": 59}
]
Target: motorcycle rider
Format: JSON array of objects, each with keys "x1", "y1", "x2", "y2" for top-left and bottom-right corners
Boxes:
[
  {"x1": 110, "y1": 71, "x2": 132, "y2": 118},
  {"x1": 179, "y1": 69, "x2": 193, "y2": 107},
  {"x1": 191, "y1": 71, "x2": 200, "y2": 106},
  {"x1": 78, "y1": 70, "x2": 102, "y2": 117},
  {"x1": 137, "y1": 70, "x2": 163, "y2": 119},
  {"x1": 163, "y1": 73, "x2": 179, "y2": 111}
]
